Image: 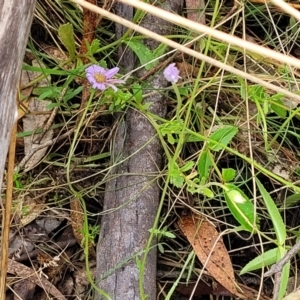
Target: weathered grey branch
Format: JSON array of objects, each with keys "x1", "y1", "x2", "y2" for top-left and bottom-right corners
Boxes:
[
  {"x1": 95, "y1": 1, "x2": 183, "y2": 299},
  {"x1": 0, "y1": 0, "x2": 36, "y2": 193}
]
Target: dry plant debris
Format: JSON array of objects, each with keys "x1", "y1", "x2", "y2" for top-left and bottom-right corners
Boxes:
[
  {"x1": 178, "y1": 214, "x2": 239, "y2": 296},
  {"x1": 7, "y1": 258, "x2": 67, "y2": 300},
  {"x1": 21, "y1": 60, "x2": 54, "y2": 172},
  {"x1": 70, "y1": 197, "x2": 96, "y2": 257},
  {"x1": 3, "y1": 0, "x2": 300, "y2": 298}
]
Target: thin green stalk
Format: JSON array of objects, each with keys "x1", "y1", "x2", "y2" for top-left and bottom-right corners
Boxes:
[{"x1": 66, "y1": 90, "x2": 111, "y2": 300}]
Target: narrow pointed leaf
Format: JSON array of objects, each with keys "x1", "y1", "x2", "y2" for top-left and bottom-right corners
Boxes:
[
  {"x1": 256, "y1": 178, "x2": 286, "y2": 245},
  {"x1": 240, "y1": 248, "x2": 278, "y2": 275}
]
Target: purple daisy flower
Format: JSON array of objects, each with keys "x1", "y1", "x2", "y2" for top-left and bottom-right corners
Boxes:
[
  {"x1": 163, "y1": 63, "x2": 181, "y2": 84},
  {"x1": 85, "y1": 65, "x2": 125, "y2": 92}
]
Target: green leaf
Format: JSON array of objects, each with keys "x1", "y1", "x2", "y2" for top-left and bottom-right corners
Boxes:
[
  {"x1": 90, "y1": 39, "x2": 100, "y2": 55},
  {"x1": 136, "y1": 256, "x2": 142, "y2": 270},
  {"x1": 240, "y1": 248, "x2": 278, "y2": 275},
  {"x1": 58, "y1": 23, "x2": 76, "y2": 59},
  {"x1": 278, "y1": 247, "x2": 289, "y2": 300},
  {"x1": 169, "y1": 161, "x2": 184, "y2": 188},
  {"x1": 270, "y1": 95, "x2": 286, "y2": 118},
  {"x1": 127, "y1": 40, "x2": 157, "y2": 70},
  {"x1": 46, "y1": 102, "x2": 58, "y2": 110},
  {"x1": 180, "y1": 161, "x2": 194, "y2": 172},
  {"x1": 222, "y1": 168, "x2": 236, "y2": 182},
  {"x1": 160, "y1": 120, "x2": 183, "y2": 136},
  {"x1": 248, "y1": 85, "x2": 266, "y2": 103},
  {"x1": 290, "y1": 16, "x2": 299, "y2": 35},
  {"x1": 38, "y1": 87, "x2": 59, "y2": 100},
  {"x1": 153, "y1": 43, "x2": 167, "y2": 58},
  {"x1": 99, "y1": 60, "x2": 107, "y2": 69},
  {"x1": 63, "y1": 86, "x2": 83, "y2": 102},
  {"x1": 282, "y1": 193, "x2": 300, "y2": 208},
  {"x1": 279, "y1": 262, "x2": 290, "y2": 299},
  {"x1": 224, "y1": 184, "x2": 258, "y2": 232},
  {"x1": 167, "y1": 134, "x2": 175, "y2": 144},
  {"x1": 256, "y1": 178, "x2": 286, "y2": 245},
  {"x1": 186, "y1": 134, "x2": 205, "y2": 142},
  {"x1": 202, "y1": 187, "x2": 214, "y2": 198},
  {"x1": 209, "y1": 126, "x2": 238, "y2": 151},
  {"x1": 133, "y1": 84, "x2": 143, "y2": 104},
  {"x1": 198, "y1": 150, "x2": 212, "y2": 179},
  {"x1": 240, "y1": 82, "x2": 247, "y2": 100},
  {"x1": 178, "y1": 87, "x2": 189, "y2": 96},
  {"x1": 158, "y1": 243, "x2": 164, "y2": 253},
  {"x1": 164, "y1": 232, "x2": 176, "y2": 238}
]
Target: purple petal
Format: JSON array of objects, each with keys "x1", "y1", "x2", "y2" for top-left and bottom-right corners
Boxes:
[
  {"x1": 92, "y1": 82, "x2": 105, "y2": 90},
  {"x1": 105, "y1": 83, "x2": 118, "y2": 92},
  {"x1": 85, "y1": 65, "x2": 124, "y2": 91},
  {"x1": 86, "y1": 64, "x2": 105, "y2": 75},
  {"x1": 104, "y1": 67, "x2": 120, "y2": 79},
  {"x1": 163, "y1": 63, "x2": 181, "y2": 83},
  {"x1": 107, "y1": 78, "x2": 125, "y2": 85},
  {"x1": 86, "y1": 73, "x2": 96, "y2": 82}
]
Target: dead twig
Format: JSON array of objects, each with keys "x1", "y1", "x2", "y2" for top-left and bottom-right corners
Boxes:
[
  {"x1": 7, "y1": 258, "x2": 67, "y2": 300},
  {"x1": 264, "y1": 241, "x2": 300, "y2": 278},
  {"x1": 0, "y1": 112, "x2": 17, "y2": 299}
]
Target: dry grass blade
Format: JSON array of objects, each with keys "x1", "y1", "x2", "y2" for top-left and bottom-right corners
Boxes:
[
  {"x1": 249, "y1": 0, "x2": 300, "y2": 9},
  {"x1": 71, "y1": 0, "x2": 300, "y2": 102}
]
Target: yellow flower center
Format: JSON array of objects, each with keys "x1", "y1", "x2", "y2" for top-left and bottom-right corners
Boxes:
[{"x1": 94, "y1": 73, "x2": 106, "y2": 83}]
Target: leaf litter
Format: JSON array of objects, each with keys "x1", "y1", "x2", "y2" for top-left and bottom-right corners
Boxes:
[
  {"x1": 177, "y1": 214, "x2": 272, "y2": 299},
  {"x1": 178, "y1": 213, "x2": 239, "y2": 296}
]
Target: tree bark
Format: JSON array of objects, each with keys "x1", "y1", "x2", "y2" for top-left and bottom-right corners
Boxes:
[
  {"x1": 95, "y1": 1, "x2": 183, "y2": 299},
  {"x1": 0, "y1": 0, "x2": 36, "y2": 193}
]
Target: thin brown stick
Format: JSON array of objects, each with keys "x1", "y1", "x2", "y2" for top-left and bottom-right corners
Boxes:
[
  {"x1": 264, "y1": 241, "x2": 300, "y2": 278},
  {"x1": 0, "y1": 117, "x2": 17, "y2": 298}
]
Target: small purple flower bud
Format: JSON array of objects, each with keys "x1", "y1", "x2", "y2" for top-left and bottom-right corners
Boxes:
[{"x1": 163, "y1": 63, "x2": 181, "y2": 83}]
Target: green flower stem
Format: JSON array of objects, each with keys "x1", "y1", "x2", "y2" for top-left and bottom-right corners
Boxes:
[
  {"x1": 172, "y1": 83, "x2": 182, "y2": 121},
  {"x1": 66, "y1": 90, "x2": 111, "y2": 300}
]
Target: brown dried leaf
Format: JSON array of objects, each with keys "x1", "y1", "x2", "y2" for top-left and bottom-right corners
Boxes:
[
  {"x1": 70, "y1": 198, "x2": 85, "y2": 245},
  {"x1": 22, "y1": 60, "x2": 53, "y2": 171},
  {"x1": 178, "y1": 214, "x2": 238, "y2": 296},
  {"x1": 40, "y1": 43, "x2": 74, "y2": 71},
  {"x1": 20, "y1": 203, "x2": 46, "y2": 226},
  {"x1": 70, "y1": 198, "x2": 95, "y2": 257},
  {"x1": 176, "y1": 62, "x2": 200, "y2": 79},
  {"x1": 177, "y1": 281, "x2": 271, "y2": 299},
  {"x1": 40, "y1": 43, "x2": 68, "y2": 62}
]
